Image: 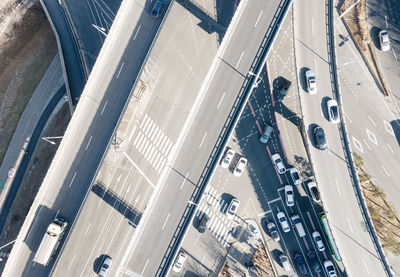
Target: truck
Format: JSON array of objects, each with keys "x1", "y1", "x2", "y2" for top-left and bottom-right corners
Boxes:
[
  {"x1": 277, "y1": 77, "x2": 291, "y2": 101},
  {"x1": 34, "y1": 217, "x2": 68, "y2": 266}
]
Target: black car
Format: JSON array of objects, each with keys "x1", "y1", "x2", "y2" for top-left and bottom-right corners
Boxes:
[
  {"x1": 313, "y1": 126, "x2": 327, "y2": 150},
  {"x1": 294, "y1": 253, "x2": 308, "y2": 275},
  {"x1": 198, "y1": 214, "x2": 208, "y2": 233},
  {"x1": 307, "y1": 250, "x2": 321, "y2": 273}
]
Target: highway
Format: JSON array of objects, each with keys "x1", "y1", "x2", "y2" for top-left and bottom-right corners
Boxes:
[{"x1": 294, "y1": 0, "x2": 387, "y2": 276}]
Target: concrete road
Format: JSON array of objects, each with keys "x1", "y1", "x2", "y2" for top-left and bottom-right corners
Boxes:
[{"x1": 294, "y1": 0, "x2": 387, "y2": 276}]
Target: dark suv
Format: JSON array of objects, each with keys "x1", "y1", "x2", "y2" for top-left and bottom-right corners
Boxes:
[
  {"x1": 294, "y1": 253, "x2": 308, "y2": 275},
  {"x1": 313, "y1": 125, "x2": 327, "y2": 150},
  {"x1": 198, "y1": 214, "x2": 208, "y2": 233}
]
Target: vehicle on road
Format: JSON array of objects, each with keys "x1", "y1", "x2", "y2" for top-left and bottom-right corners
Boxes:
[
  {"x1": 379, "y1": 29, "x2": 390, "y2": 51},
  {"x1": 294, "y1": 253, "x2": 308, "y2": 275},
  {"x1": 323, "y1": 260, "x2": 337, "y2": 277},
  {"x1": 307, "y1": 250, "x2": 321, "y2": 273},
  {"x1": 233, "y1": 157, "x2": 247, "y2": 177},
  {"x1": 284, "y1": 185, "x2": 294, "y2": 207},
  {"x1": 266, "y1": 222, "x2": 280, "y2": 241},
  {"x1": 313, "y1": 125, "x2": 327, "y2": 150},
  {"x1": 151, "y1": 0, "x2": 166, "y2": 18},
  {"x1": 221, "y1": 148, "x2": 235, "y2": 169},
  {"x1": 98, "y1": 256, "x2": 112, "y2": 277},
  {"x1": 278, "y1": 77, "x2": 291, "y2": 101},
  {"x1": 260, "y1": 125, "x2": 273, "y2": 143},
  {"x1": 320, "y1": 212, "x2": 341, "y2": 261},
  {"x1": 34, "y1": 217, "x2": 68, "y2": 266},
  {"x1": 327, "y1": 99, "x2": 340, "y2": 124},
  {"x1": 291, "y1": 214, "x2": 306, "y2": 237},
  {"x1": 198, "y1": 213, "x2": 208, "y2": 233},
  {"x1": 307, "y1": 181, "x2": 321, "y2": 202},
  {"x1": 305, "y1": 69, "x2": 317, "y2": 95},
  {"x1": 172, "y1": 252, "x2": 187, "y2": 273},
  {"x1": 277, "y1": 211, "x2": 290, "y2": 233},
  {"x1": 226, "y1": 198, "x2": 240, "y2": 219},
  {"x1": 272, "y1": 153, "x2": 286, "y2": 174},
  {"x1": 289, "y1": 167, "x2": 301, "y2": 186},
  {"x1": 312, "y1": 231, "x2": 325, "y2": 251},
  {"x1": 279, "y1": 253, "x2": 291, "y2": 272}
]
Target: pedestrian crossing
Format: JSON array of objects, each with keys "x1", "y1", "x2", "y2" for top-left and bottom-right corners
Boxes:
[
  {"x1": 195, "y1": 186, "x2": 238, "y2": 247},
  {"x1": 132, "y1": 114, "x2": 174, "y2": 173}
]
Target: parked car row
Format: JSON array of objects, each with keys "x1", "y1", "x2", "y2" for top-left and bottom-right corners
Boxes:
[{"x1": 220, "y1": 148, "x2": 248, "y2": 177}]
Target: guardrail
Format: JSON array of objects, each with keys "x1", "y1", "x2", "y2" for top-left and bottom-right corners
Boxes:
[{"x1": 156, "y1": 0, "x2": 293, "y2": 276}]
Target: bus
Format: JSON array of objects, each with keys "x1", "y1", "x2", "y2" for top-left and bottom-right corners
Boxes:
[{"x1": 319, "y1": 212, "x2": 342, "y2": 261}]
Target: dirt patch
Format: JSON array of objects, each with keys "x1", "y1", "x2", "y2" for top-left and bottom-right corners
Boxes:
[
  {"x1": 339, "y1": 0, "x2": 389, "y2": 96},
  {"x1": 0, "y1": 1, "x2": 57, "y2": 165},
  {"x1": 0, "y1": 102, "x2": 70, "y2": 271}
]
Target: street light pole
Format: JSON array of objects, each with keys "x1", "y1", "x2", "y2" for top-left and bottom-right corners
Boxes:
[{"x1": 41, "y1": 136, "x2": 63, "y2": 145}]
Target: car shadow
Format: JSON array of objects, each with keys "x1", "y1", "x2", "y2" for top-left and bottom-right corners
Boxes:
[
  {"x1": 321, "y1": 96, "x2": 331, "y2": 121},
  {"x1": 370, "y1": 26, "x2": 381, "y2": 50},
  {"x1": 220, "y1": 193, "x2": 233, "y2": 213},
  {"x1": 390, "y1": 119, "x2": 400, "y2": 146},
  {"x1": 93, "y1": 254, "x2": 108, "y2": 273},
  {"x1": 307, "y1": 123, "x2": 319, "y2": 149},
  {"x1": 299, "y1": 67, "x2": 310, "y2": 92}
]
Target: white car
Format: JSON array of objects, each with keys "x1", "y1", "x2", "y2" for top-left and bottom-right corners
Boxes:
[
  {"x1": 277, "y1": 211, "x2": 290, "y2": 232},
  {"x1": 226, "y1": 198, "x2": 240, "y2": 219},
  {"x1": 327, "y1": 99, "x2": 340, "y2": 124},
  {"x1": 312, "y1": 231, "x2": 325, "y2": 251},
  {"x1": 221, "y1": 148, "x2": 235, "y2": 169},
  {"x1": 172, "y1": 252, "x2": 187, "y2": 273},
  {"x1": 284, "y1": 185, "x2": 294, "y2": 207},
  {"x1": 307, "y1": 181, "x2": 321, "y2": 202},
  {"x1": 267, "y1": 222, "x2": 280, "y2": 242},
  {"x1": 272, "y1": 153, "x2": 286, "y2": 174},
  {"x1": 379, "y1": 29, "x2": 390, "y2": 51},
  {"x1": 305, "y1": 70, "x2": 317, "y2": 95},
  {"x1": 98, "y1": 256, "x2": 112, "y2": 277},
  {"x1": 289, "y1": 167, "x2": 302, "y2": 186},
  {"x1": 323, "y1": 260, "x2": 337, "y2": 277},
  {"x1": 233, "y1": 157, "x2": 247, "y2": 177}
]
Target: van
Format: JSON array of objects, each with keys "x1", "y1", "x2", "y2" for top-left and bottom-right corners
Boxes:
[
  {"x1": 291, "y1": 214, "x2": 306, "y2": 237},
  {"x1": 260, "y1": 125, "x2": 273, "y2": 143}
]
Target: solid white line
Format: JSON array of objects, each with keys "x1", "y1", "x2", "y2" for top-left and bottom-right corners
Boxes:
[
  {"x1": 69, "y1": 172, "x2": 77, "y2": 188},
  {"x1": 139, "y1": 114, "x2": 149, "y2": 129},
  {"x1": 85, "y1": 136, "x2": 92, "y2": 151},
  {"x1": 100, "y1": 101, "x2": 108, "y2": 116},
  {"x1": 199, "y1": 132, "x2": 207, "y2": 148},
  {"x1": 312, "y1": 18, "x2": 315, "y2": 36},
  {"x1": 335, "y1": 178, "x2": 341, "y2": 196},
  {"x1": 141, "y1": 259, "x2": 149, "y2": 274},
  {"x1": 133, "y1": 25, "x2": 141, "y2": 41},
  {"x1": 314, "y1": 59, "x2": 317, "y2": 74},
  {"x1": 254, "y1": 10, "x2": 263, "y2": 27},
  {"x1": 345, "y1": 112, "x2": 352, "y2": 123},
  {"x1": 161, "y1": 213, "x2": 170, "y2": 230},
  {"x1": 68, "y1": 254, "x2": 76, "y2": 269},
  {"x1": 362, "y1": 138, "x2": 371, "y2": 150},
  {"x1": 123, "y1": 152, "x2": 156, "y2": 189},
  {"x1": 386, "y1": 143, "x2": 394, "y2": 154},
  {"x1": 347, "y1": 217, "x2": 354, "y2": 233},
  {"x1": 181, "y1": 172, "x2": 189, "y2": 189},
  {"x1": 217, "y1": 92, "x2": 226, "y2": 110},
  {"x1": 117, "y1": 62, "x2": 125, "y2": 79},
  {"x1": 128, "y1": 126, "x2": 137, "y2": 142},
  {"x1": 381, "y1": 164, "x2": 390, "y2": 176},
  {"x1": 258, "y1": 210, "x2": 271, "y2": 217},
  {"x1": 268, "y1": 197, "x2": 281, "y2": 204},
  {"x1": 368, "y1": 115, "x2": 376, "y2": 126},
  {"x1": 235, "y1": 51, "x2": 244, "y2": 68},
  {"x1": 84, "y1": 223, "x2": 92, "y2": 237}
]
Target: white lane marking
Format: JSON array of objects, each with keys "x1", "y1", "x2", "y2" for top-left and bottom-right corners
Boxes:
[
  {"x1": 362, "y1": 138, "x2": 371, "y2": 150},
  {"x1": 117, "y1": 62, "x2": 125, "y2": 79},
  {"x1": 362, "y1": 258, "x2": 371, "y2": 275},
  {"x1": 368, "y1": 115, "x2": 376, "y2": 126},
  {"x1": 345, "y1": 112, "x2": 352, "y2": 123},
  {"x1": 69, "y1": 172, "x2": 77, "y2": 188},
  {"x1": 258, "y1": 210, "x2": 271, "y2": 217},
  {"x1": 386, "y1": 143, "x2": 394, "y2": 154},
  {"x1": 381, "y1": 164, "x2": 390, "y2": 176},
  {"x1": 314, "y1": 58, "x2": 317, "y2": 74},
  {"x1": 55, "y1": 210, "x2": 60, "y2": 219},
  {"x1": 312, "y1": 18, "x2": 315, "y2": 36},
  {"x1": 352, "y1": 136, "x2": 363, "y2": 153},
  {"x1": 199, "y1": 132, "x2": 207, "y2": 148},
  {"x1": 254, "y1": 10, "x2": 263, "y2": 27},
  {"x1": 217, "y1": 92, "x2": 226, "y2": 110},
  {"x1": 335, "y1": 178, "x2": 341, "y2": 196},
  {"x1": 235, "y1": 51, "x2": 244, "y2": 69},
  {"x1": 124, "y1": 152, "x2": 156, "y2": 189},
  {"x1": 100, "y1": 101, "x2": 108, "y2": 116},
  {"x1": 347, "y1": 217, "x2": 354, "y2": 233},
  {"x1": 128, "y1": 126, "x2": 137, "y2": 142},
  {"x1": 366, "y1": 129, "x2": 378, "y2": 145},
  {"x1": 133, "y1": 25, "x2": 141, "y2": 41},
  {"x1": 383, "y1": 120, "x2": 395, "y2": 136},
  {"x1": 201, "y1": 254, "x2": 207, "y2": 264},
  {"x1": 139, "y1": 114, "x2": 149, "y2": 129},
  {"x1": 161, "y1": 213, "x2": 171, "y2": 230},
  {"x1": 268, "y1": 197, "x2": 281, "y2": 204},
  {"x1": 84, "y1": 223, "x2": 92, "y2": 237},
  {"x1": 392, "y1": 48, "x2": 398, "y2": 62},
  {"x1": 181, "y1": 172, "x2": 189, "y2": 189},
  {"x1": 85, "y1": 136, "x2": 92, "y2": 151},
  {"x1": 141, "y1": 259, "x2": 149, "y2": 274}
]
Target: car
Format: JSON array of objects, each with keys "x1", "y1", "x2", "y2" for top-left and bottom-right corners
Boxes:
[
  {"x1": 260, "y1": 125, "x2": 273, "y2": 143},
  {"x1": 313, "y1": 125, "x2": 327, "y2": 150},
  {"x1": 307, "y1": 181, "x2": 321, "y2": 202},
  {"x1": 198, "y1": 213, "x2": 208, "y2": 233},
  {"x1": 276, "y1": 211, "x2": 290, "y2": 232},
  {"x1": 98, "y1": 256, "x2": 112, "y2": 277},
  {"x1": 249, "y1": 223, "x2": 260, "y2": 238},
  {"x1": 294, "y1": 253, "x2": 308, "y2": 275},
  {"x1": 289, "y1": 167, "x2": 302, "y2": 186},
  {"x1": 221, "y1": 148, "x2": 235, "y2": 169},
  {"x1": 312, "y1": 231, "x2": 325, "y2": 251},
  {"x1": 379, "y1": 29, "x2": 390, "y2": 51},
  {"x1": 284, "y1": 185, "x2": 294, "y2": 207},
  {"x1": 172, "y1": 252, "x2": 187, "y2": 273},
  {"x1": 327, "y1": 99, "x2": 340, "y2": 124},
  {"x1": 323, "y1": 260, "x2": 338, "y2": 277},
  {"x1": 307, "y1": 250, "x2": 321, "y2": 273},
  {"x1": 267, "y1": 222, "x2": 280, "y2": 242},
  {"x1": 305, "y1": 69, "x2": 317, "y2": 95},
  {"x1": 151, "y1": 0, "x2": 166, "y2": 18},
  {"x1": 272, "y1": 153, "x2": 286, "y2": 174},
  {"x1": 279, "y1": 253, "x2": 291, "y2": 272},
  {"x1": 233, "y1": 157, "x2": 247, "y2": 177},
  {"x1": 226, "y1": 198, "x2": 240, "y2": 219}
]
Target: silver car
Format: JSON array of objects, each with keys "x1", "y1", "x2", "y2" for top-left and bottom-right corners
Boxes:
[
  {"x1": 260, "y1": 125, "x2": 273, "y2": 143},
  {"x1": 327, "y1": 99, "x2": 340, "y2": 124},
  {"x1": 305, "y1": 70, "x2": 317, "y2": 95}
]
